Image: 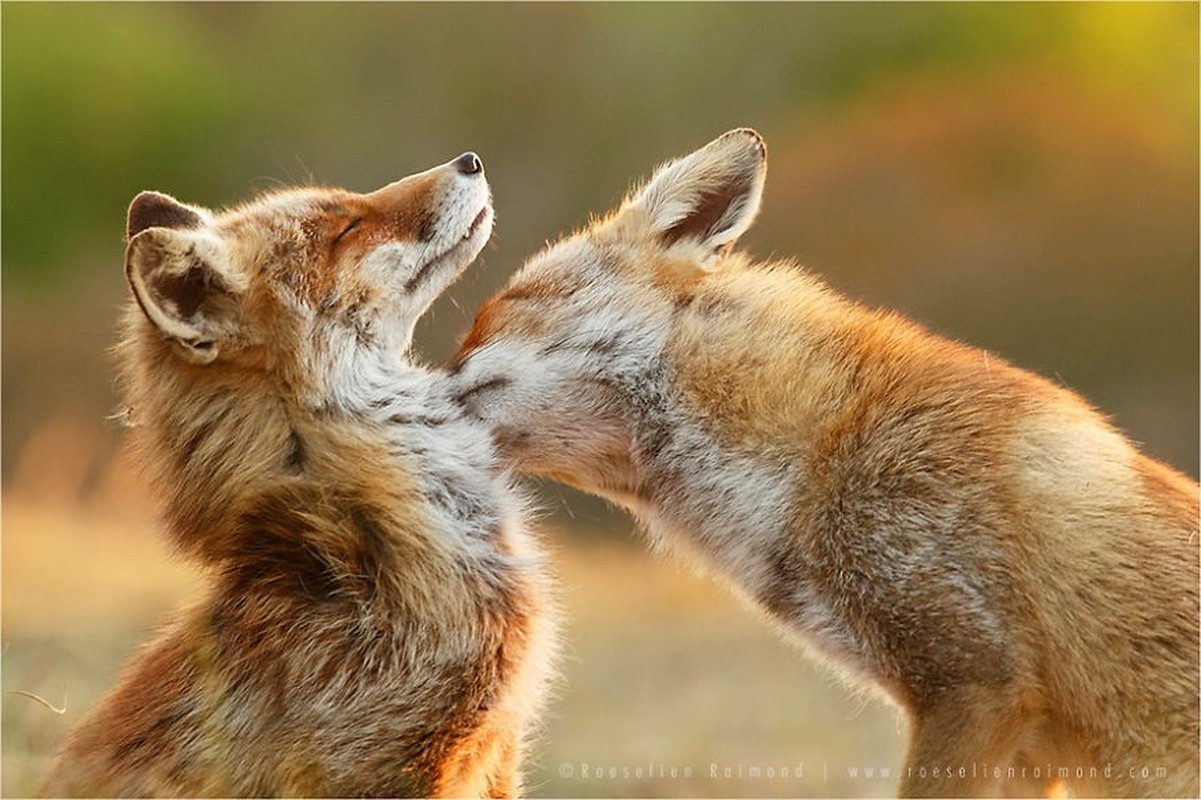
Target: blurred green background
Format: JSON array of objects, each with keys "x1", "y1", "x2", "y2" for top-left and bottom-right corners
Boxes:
[{"x1": 3, "y1": 3, "x2": 1197, "y2": 797}]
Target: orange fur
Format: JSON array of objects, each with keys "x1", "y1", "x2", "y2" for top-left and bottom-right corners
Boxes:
[
  {"x1": 43, "y1": 154, "x2": 558, "y2": 798},
  {"x1": 451, "y1": 130, "x2": 1199, "y2": 797}
]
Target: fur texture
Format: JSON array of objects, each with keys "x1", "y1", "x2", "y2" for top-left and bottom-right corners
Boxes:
[
  {"x1": 450, "y1": 129, "x2": 1199, "y2": 797},
  {"x1": 43, "y1": 154, "x2": 558, "y2": 798}
]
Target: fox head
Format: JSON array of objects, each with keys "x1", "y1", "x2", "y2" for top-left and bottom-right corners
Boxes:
[
  {"x1": 451, "y1": 129, "x2": 766, "y2": 495},
  {"x1": 124, "y1": 152, "x2": 493, "y2": 407}
]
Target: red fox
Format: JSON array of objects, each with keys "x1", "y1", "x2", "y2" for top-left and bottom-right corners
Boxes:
[
  {"x1": 450, "y1": 130, "x2": 1200, "y2": 797},
  {"x1": 42, "y1": 153, "x2": 558, "y2": 797}
]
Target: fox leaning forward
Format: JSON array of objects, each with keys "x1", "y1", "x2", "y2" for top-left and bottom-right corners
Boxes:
[{"x1": 450, "y1": 129, "x2": 1200, "y2": 798}]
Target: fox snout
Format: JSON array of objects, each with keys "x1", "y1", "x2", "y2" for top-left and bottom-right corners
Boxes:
[{"x1": 365, "y1": 151, "x2": 490, "y2": 248}]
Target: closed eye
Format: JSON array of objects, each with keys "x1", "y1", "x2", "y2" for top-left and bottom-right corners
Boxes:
[
  {"x1": 333, "y1": 217, "x2": 363, "y2": 245},
  {"x1": 454, "y1": 376, "x2": 512, "y2": 408}
]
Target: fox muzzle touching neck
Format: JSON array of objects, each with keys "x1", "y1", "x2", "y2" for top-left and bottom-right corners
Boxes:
[{"x1": 450, "y1": 129, "x2": 1199, "y2": 798}]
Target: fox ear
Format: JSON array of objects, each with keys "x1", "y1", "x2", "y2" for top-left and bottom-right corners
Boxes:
[
  {"x1": 628, "y1": 128, "x2": 766, "y2": 256},
  {"x1": 125, "y1": 227, "x2": 240, "y2": 365},
  {"x1": 127, "y1": 190, "x2": 208, "y2": 240}
]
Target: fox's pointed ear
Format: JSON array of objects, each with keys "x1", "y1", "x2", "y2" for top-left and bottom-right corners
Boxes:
[
  {"x1": 125, "y1": 226, "x2": 241, "y2": 365},
  {"x1": 627, "y1": 128, "x2": 766, "y2": 256},
  {"x1": 127, "y1": 191, "x2": 208, "y2": 240}
]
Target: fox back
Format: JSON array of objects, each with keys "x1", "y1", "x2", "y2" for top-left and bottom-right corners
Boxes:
[
  {"x1": 450, "y1": 130, "x2": 1199, "y2": 797},
  {"x1": 43, "y1": 153, "x2": 558, "y2": 798}
]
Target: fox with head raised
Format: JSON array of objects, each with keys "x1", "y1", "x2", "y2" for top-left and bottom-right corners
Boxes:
[
  {"x1": 42, "y1": 152, "x2": 558, "y2": 798},
  {"x1": 450, "y1": 129, "x2": 1199, "y2": 797}
]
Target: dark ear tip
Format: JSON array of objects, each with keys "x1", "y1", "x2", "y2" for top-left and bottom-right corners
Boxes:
[
  {"x1": 127, "y1": 190, "x2": 173, "y2": 216},
  {"x1": 127, "y1": 191, "x2": 204, "y2": 240}
]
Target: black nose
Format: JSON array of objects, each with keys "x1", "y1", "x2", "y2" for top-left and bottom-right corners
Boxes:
[{"x1": 454, "y1": 152, "x2": 483, "y2": 175}]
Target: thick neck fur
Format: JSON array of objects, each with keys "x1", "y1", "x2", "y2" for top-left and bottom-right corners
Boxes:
[
  {"x1": 501, "y1": 253, "x2": 1078, "y2": 503},
  {"x1": 116, "y1": 305, "x2": 518, "y2": 619},
  {"x1": 464, "y1": 247, "x2": 1195, "y2": 663}
]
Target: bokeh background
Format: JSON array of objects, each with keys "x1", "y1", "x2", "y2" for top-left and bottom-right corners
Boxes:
[{"x1": 3, "y1": 3, "x2": 1197, "y2": 797}]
